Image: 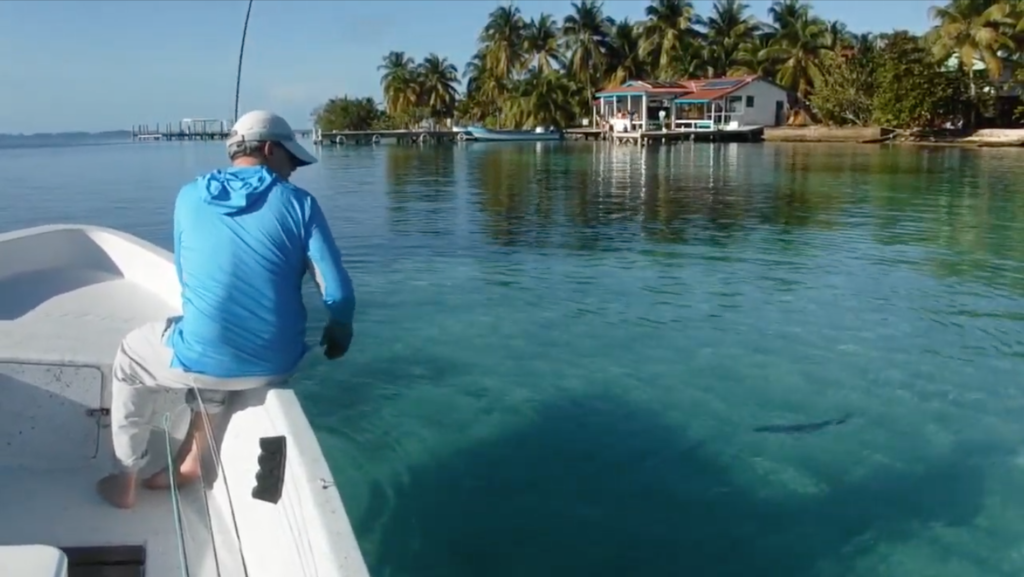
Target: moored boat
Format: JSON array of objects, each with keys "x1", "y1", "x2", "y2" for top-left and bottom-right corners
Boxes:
[{"x1": 466, "y1": 126, "x2": 563, "y2": 142}]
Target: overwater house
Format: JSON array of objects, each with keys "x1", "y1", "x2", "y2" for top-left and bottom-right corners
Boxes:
[{"x1": 593, "y1": 76, "x2": 789, "y2": 133}]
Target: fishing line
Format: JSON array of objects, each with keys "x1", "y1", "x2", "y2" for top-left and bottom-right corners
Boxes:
[
  {"x1": 192, "y1": 386, "x2": 252, "y2": 577},
  {"x1": 160, "y1": 408, "x2": 193, "y2": 577},
  {"x1": 233, "y1": 0, "x2": 255, "y2": 122}
]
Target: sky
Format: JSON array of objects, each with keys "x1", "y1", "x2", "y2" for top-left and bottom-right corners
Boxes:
[{"x1": 0, "y1": 0, "x2": 940, "y2": 134}]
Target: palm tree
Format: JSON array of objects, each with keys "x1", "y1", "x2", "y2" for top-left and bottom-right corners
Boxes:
[
  {"x1": 766, "y1": 0, "x2": 812, "y2": 41},
  {"x1": 373, "y1": 0, "x2": 1017, "y2": 131},
  {"x1": 850, "y1": 32, "x2": 880, "y2": 57},
  {"x1": 927, "y1": 0, "x2": 1017, "y2": 128},
  {"x1": 731, "y1": 31, "x2": 776, "y2": 76},
  {"x1": 378, "y1": 51, "x2": 420, "y2": 118},
  {"x1": 524, "y1": 14, "x2": 565, "y2": 73},
  {"x1": 605, "y1": 19, "x2": 648, "y2": 85},
  {"x1": 760, "y1": 2, "x2": 832, "y2": 98},
  {"x1": 505, "y1": 69, "x2": 578, "y2": 129},
  {"x1": 640, "y1": 0, "x2": 704, "y2": 80},
  {"x1": 703, "y1": 0, "x2": 761, "y2": 77},
  {"x1": 417, "y1": 54, "x2": 461, "y2": 126},
  {"x1": 1004, "y1": 0, "x2": 1024, "y2": 51},
  {"x1": 462, "y1": 50, "x2": 488, "y2": 97},
  {"x1": 561, "y1": 0, "x2": 614, "y2": 94},
  {"x1": 927, "y1": 0, "x2": 1014, "y2": 85},
  {"x1": 824, "y1": 19, "x2": 851, "y2": 51},
  {"x1": 480, "y1": 5, "x2": 528, "y2": 83},
  {"x1": 462, "y1": 49, "x2": 505, "y2": 123}
]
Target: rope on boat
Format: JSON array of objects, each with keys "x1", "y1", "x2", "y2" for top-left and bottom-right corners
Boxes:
[
  {"x1": 163, "y1": 411, "x2": 192, "y2": 577},
  {"x1": 191, "y1": 390, "x2": 321, "y2": 577},
  {"x1": 154, "y1": 396, "x2": 248, "y2": 577},
  {"x1": 194, "y1": 412, "x2": 225, "y2": 577},
  {"x1": 192, "y1": 389, "x2": 252, "y2": 577}
]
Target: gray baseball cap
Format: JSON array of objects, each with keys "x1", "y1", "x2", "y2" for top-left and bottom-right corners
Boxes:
[{"x1": 227, "y1": 110, "x2": 317, "y2": 167}]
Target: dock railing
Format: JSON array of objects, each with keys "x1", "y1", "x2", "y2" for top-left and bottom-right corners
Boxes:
[
  {"x1": 132, "y1": 122, "x2": 313, "y2": 142},
  {"x1": 131, "y1": 121, "x2": 231, "y2": 141}
]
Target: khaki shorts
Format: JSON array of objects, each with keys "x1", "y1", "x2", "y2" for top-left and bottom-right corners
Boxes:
[{"x1": 109, "y1": 317, "x2": 290, "y2": 471}]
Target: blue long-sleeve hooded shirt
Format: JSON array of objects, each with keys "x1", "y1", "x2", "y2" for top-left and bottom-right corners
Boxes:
[{"x1": 168, "y1": 165, "x2": 355, "y2": 378}]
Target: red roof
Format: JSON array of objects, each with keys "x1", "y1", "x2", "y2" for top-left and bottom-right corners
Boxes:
[
  {"x1": 595, "y1": 75, "x2": 760, "y2": 101},
  {"x1": 680, "y1": 75, "x2": 758, "y2": 101},
  {"x1": 595, "y1": 80, "x2": 691, "y2": 97}
]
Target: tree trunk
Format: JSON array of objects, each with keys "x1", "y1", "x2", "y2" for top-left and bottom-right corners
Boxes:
[{"x1": 969, "y1": 71, "x2": 977, "y2": 129}]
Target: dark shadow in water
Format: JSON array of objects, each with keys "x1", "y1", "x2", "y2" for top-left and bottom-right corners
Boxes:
[{"x1": 363, "y1": 394, "x2": 989, "y2": 577}]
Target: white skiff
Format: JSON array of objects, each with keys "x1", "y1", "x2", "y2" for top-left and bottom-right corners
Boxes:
[{"x1": 0, "y1": 224, "x2": 369, "y2": 577}]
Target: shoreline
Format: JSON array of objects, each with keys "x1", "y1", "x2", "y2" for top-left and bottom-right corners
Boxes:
[{"x1": 763, "y1": 127, "x2": 1024, "y2": 149}]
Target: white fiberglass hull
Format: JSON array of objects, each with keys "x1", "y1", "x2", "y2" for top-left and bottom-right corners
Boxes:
[
  {"x1": 467, "y1": 127, "x2": 563, "y2": 142},
  {"x1": 0, "y1": 224, "x2": 369, "y2": 577}
]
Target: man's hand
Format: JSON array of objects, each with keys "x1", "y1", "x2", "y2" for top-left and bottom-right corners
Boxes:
[{"x1": 320, "y1": 321, "x2": 353, "y2": 360}]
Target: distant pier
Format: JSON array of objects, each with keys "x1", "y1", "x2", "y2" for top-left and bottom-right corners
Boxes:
[
  {"x1": 119, "y1": 125, "x2": 763, "y2": 146},
  {"x1": 132, "y1": 118, "x2": 230, "y2": 141},
  {"x1": 131, "y1": 118, "x2": 312, "y2": 142},
  {"x1": 313, "y1": 129, "x2": 463, "y2": 146},
  {"x1": 565, "y1": 128, "x2": 605, "y2": 141}
]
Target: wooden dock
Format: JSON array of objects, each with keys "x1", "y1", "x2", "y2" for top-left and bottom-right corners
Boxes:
[
  {"x1": 132, "y1": 120, "x2": 313, "y2": 142},
  {"x1": 132, "y1": 121, "x2": 231, "y2": 141},
  {"x1": 565, "y1": 128, "x2": 606, "y2": 141},
  {"x1": 566, "y1": 126, "x2": 765, "y2": 145},
  {"x1": 310, "y1": 126, "x2": 765, "y2": 146},
  {"x1": 314, "y1": 129, "x2": 464, "y2": 145}
]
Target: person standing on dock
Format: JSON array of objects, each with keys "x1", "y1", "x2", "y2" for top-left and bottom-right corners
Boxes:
[{"x1": 97, "y1": 110, "x2": 357, "y2": 509}]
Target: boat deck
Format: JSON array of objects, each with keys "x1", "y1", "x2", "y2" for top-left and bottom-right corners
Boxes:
[
  {"x1": 0, "y1": 228, "x2": 222, "y2": 577},
  {"x1": 0, "y1": 225, "x2": 371, "y2": 577},
  {"x1": 0, "y1": 454, "x2": 212, "y2": 577},
  {"x1": 0, "y1": 276, "x2": 173, "y2": 364}
]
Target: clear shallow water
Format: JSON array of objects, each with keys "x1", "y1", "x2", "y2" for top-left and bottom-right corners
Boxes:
[{"x1": 4, "y1": 139, "x2": 1024, "y2": 576}]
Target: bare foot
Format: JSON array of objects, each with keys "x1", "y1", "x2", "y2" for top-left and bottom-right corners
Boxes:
[
  {"x1": 97, "y1": 473, "x2": 137, "y2": 509},
  {"x1": 143, "y1": 409, "x2": 215, "y2": 491},
  {"x1": 142, "y1": 466, "x2": 201, "y2": 490}
]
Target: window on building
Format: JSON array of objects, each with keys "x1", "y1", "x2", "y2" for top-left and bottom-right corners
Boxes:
[{"x1": 746, "y1": 95, "x2": 755, "y2": 108}]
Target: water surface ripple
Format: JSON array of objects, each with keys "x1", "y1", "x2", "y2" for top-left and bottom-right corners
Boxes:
[{"x1": 3, "y1": 140, "x2": 1024, "y2": 577}]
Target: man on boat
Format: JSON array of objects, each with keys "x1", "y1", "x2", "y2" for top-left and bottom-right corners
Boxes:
[{"x1": 97, "y1": 110, "x2": 356, "y2": 509}]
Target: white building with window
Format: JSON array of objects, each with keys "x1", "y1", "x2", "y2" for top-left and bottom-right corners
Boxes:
[{"x1": 594, "y1": 76, "x2": 791, "y2": 132}]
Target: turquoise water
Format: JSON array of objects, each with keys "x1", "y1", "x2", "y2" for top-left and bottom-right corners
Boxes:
[{"x1": 4, "y1": 139, "x2": 1024, "y2": 576}]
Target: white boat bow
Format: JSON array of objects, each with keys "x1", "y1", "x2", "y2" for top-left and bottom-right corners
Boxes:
[{"x1": 0, "y1": 224, "x2": 369, "y2": 577}]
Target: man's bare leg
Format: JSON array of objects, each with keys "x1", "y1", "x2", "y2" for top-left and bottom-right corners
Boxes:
[
  {"x1": 97, "y1": 472, "x2": 138, "y2": 509},
  {"x1": 143, "y1": 410, "x2": 216, "y2": 490}
]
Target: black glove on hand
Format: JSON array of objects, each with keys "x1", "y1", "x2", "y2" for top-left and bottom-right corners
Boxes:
[{"x1": 321, "y1": 321, "x2": 353, "y2": 360}]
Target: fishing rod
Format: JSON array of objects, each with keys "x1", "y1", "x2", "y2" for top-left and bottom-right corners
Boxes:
[
  {"x1": 181, "y1": 14, "x2": 259, "y2": 577},
  {"x1": 233, "y1": 0, "x2": 255, "y2": 122}
]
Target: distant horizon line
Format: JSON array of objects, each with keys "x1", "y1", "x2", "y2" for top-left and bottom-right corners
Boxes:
[
  {"x1": 0, "y1": 128, "x2": 314, "y2": 138},
  {"x1": 0, "y1": 130, "x2": 131, "y2": 138}
]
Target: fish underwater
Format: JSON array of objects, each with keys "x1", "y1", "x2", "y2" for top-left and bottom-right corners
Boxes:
[{"x1": 753, "y1": 414, "x2": 853, "y2": 434}]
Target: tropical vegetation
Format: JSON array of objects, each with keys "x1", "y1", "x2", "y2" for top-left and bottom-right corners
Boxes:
[{"x1": 315, "y1": 0, "x2": 1024, "y2": 132}]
